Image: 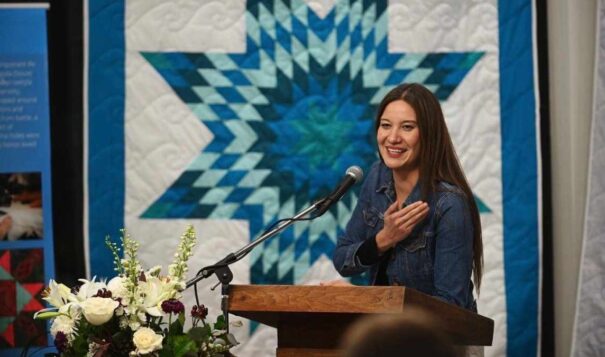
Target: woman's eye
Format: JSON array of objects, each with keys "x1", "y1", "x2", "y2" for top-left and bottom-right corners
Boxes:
[
  {"x1": 402, "y1": 124, "x2": 416, "y2": 131},
  {"x1": 380, "y1": 123, "x2": 391, "y2": 129}
]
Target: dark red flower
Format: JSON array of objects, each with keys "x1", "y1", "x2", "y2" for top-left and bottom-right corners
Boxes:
[
  {"x1": 191, "y1": 304, "x2": 208, "y2": 320},
  {"x1": 54, "y1": 331, "x2": 68, "y2": 353},
  {"x1": 93, "y1": 288, "x2": 113, "y2": 298},
  {"x1": 161, "y1": 299, "x2": 185, "y2": 314}
]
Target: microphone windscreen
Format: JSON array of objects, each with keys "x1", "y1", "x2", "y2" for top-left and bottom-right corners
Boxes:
[{"x1": 346, "y1": 166, "x2": 364, "y2": 182}]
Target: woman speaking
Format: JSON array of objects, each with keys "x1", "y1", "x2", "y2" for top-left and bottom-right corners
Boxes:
[{"x1": 331, "y1": 83, "x2": 483, "y2": 310}]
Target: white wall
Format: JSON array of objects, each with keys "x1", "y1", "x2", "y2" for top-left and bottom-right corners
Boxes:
[{"x1": 547, "y1": 1, "x2": 596, "y2": 356}]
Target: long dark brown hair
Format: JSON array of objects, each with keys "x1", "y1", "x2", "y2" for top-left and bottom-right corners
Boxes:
[{"x1": 375, "y1": 83, "x2": 483, "y2": 292}]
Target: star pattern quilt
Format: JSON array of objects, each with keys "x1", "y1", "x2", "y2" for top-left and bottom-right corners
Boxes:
[{"x1": 87, "y1": 0, "x2": 541, "y2": 355}]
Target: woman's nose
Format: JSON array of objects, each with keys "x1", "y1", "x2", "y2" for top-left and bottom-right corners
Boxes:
[{"x1": 387, "y1": 130, "x2": 401, "y2": 143}]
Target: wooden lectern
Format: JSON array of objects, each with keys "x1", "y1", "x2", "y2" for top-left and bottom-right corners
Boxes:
[{"x1": 228, "y1": 284, "x2": 494, "y2": 357}]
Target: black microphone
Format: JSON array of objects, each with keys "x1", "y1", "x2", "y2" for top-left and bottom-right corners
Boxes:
[{"x1": 315, "y1": 166, "x2": 364, "y2": 216}]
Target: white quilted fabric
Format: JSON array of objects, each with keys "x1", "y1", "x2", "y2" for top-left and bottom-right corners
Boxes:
[
  {"x1": 571, "y1": 0, "x2": 605, "y2": 355},
  {"x1": 124, "y1": 1, "x2": 505, "y2": 356}
]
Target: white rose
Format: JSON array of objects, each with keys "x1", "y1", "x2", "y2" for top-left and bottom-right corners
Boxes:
[
  {"x1": 81, "y1": 297, "x2": 119, "y2": 325},
  {"x1": 132, "y1": 327, "x2": 163, "y2": 354}
]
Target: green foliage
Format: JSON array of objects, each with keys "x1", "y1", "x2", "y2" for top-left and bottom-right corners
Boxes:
[
  {"x1": 168, "y1": 314, "x2": 184, "y2": 335},
  {"x1": 214, "y1": 315, "x2": 227, "y2": 331},
  {"x1": 187, "y1": 326, "x2": 211, "y2": 342},
  {"x1": 178, "y1": 311, "x2": 186, "y2": 329},
  {"x1": 34, "y1": 311, "x2": 64, "y2": 319},
  {"x1": 60, "y1": 319, "x2": 91, "y2": 356},
  {"x1": 163, "y1": 335, "x2": 198, "y2": 357}
]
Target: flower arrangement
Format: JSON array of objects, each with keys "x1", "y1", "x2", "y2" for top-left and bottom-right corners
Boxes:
[{"x1": 35, "y1": 226, "x2": 238, "y2": 356}]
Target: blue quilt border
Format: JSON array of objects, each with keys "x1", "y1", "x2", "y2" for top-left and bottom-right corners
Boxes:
[
  {"x1": 499, "y1": 0, "x2": 540, "y2": 356},
  {"x1": 88, "y1": 0, "x2": 125, "y2": 276}
]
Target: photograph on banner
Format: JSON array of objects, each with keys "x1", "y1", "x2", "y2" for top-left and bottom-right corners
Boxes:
[{"x1": 0, "y1": 172, "x2": 43, "y2": 241}]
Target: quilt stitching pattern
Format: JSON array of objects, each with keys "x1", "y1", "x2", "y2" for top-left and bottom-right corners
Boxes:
[{"x1": 140, "y1": 0, "x2": 483, "y2": 285}]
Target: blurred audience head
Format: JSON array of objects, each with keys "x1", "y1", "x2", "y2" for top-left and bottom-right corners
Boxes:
[{"x1": 341, "y1": 308, "x2": 460, "y2": 357}]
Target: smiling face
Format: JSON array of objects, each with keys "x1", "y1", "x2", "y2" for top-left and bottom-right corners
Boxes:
[{"x1": 377, "y1": 100, "x2": 420, "y2": 175}]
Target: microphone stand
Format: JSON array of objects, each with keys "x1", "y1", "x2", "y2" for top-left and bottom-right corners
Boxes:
[{"x1": 185, "y1": 198, "x2": 327, "y2": 331}]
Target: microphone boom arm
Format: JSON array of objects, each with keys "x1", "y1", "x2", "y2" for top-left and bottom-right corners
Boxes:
[
  {"x1": 183, "y1": 165, "x2": 362, "y2": 333},
  {"x1": 185, "y1": 198, "x2": 325, "y2": 289}
]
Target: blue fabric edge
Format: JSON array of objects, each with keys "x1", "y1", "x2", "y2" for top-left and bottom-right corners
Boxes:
[
  {"x1": 499, "y1": 0, "x2": 540, "y2": 356},
  {"x1": 88, "y1": 0, "x2": 125, "y2": 278}
]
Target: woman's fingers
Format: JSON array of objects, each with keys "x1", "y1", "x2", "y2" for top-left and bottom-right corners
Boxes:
[
  {"x1": 382, "y1": 201, "x2": 401, "y2": 228},
  {"x1": 392, "y1": 201, "x2": 427, "y2": 221},
  {"x1": 400, "y1": 204, "x2": 429, "y2": 231},
  {"x1": 393, "y1": 201, "x2": 429, "y2": 232},
  {"x1": 381, "y1": 201, "x2": 429, "y2": 246},
  {"x1": 387, "y1": 200, "x2": 423, "y2": 219},
  {"x1": 395, "y1": 201, "x2": 424, "y2": 217}
]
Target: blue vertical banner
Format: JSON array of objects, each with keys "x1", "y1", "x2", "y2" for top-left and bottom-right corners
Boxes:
[{"x1": 0, "y1": 5, "x2": 55, "y2": 355}]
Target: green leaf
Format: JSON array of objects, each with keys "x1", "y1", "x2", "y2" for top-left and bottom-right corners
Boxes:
[
  {"x1": 187, "y1": 326, "x2": 210, "y2": 342},
  {"x1": 170, "y1": 335, "x2": 198, "y2": 357},
  {"x1": 178, "y1": 311, "x2": 186, "y2": 326},
  {"x1": 170, "y1": 317, "x2": 184, "y2": 335},
  {"x1": 33, "y1": 311, "x2": 63, "y2": 320},
  {"x1": 158, "y1": 348, "x2": 175, "y2": 357},
  {"x1": 66, "y1": 332, "x2": 90, "y2": 356},
  {"x1": 214, "y1": 315, "x2": 227, "y2": 330}
]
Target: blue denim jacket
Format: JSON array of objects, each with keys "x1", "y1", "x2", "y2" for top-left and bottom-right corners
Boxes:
[{"x1": 333, "y1": 161, "x2": 476, "y2": 310}]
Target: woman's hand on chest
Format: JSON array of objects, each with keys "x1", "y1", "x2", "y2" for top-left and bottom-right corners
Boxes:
[{"x1": 375, "y1": 200, "x2": 429, "y2": 254}]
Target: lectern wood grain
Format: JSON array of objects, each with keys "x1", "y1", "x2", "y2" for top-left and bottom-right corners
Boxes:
[
  {"x1": 230, "y1": 285, "x2": 405, "y2": 315},
  {"x1": 228, "y1": 285, "x2": 494, "y2": 356}
]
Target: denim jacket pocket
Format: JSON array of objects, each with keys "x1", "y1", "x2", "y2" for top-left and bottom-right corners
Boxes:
[
  {"x1": 362, "y1": 207, "x2": 383, "y2": 228},
  {"x1": 402, "y1": 230, "x2": 431, "y2": 252},
  {"x1": 394, "y1": 231, "x2": 434, "y2": 293}
]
